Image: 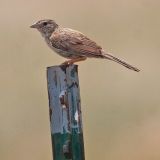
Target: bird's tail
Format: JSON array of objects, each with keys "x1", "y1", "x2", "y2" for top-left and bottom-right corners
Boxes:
[{"x1": 102, "y1": 51, "x2": 140, "y2": 72}]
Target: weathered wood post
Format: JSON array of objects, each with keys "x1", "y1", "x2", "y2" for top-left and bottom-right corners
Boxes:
[{"x1": 47, "y1": 64, "x2": 85, "y2": 160}]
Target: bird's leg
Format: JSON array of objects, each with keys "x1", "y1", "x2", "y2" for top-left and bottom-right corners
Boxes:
[{"x1": 61, "y1": 57, "x2": 87, "y2": 65}]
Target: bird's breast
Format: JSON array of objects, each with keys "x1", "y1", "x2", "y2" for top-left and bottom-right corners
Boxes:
[{"x1": 44, "y1": 38, "x2": 76, "y2": 59}]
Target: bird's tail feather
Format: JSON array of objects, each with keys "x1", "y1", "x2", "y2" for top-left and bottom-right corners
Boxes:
[{"x1": 102, "y1": 51, "x2": 140, "y2": 72}]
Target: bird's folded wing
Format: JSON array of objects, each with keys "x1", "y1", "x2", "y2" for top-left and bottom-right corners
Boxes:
[{"x1": 50, "y1": 28, "x2": 103, "y2": 57}]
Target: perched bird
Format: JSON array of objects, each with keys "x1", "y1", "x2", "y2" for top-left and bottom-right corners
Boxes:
[{"x1": 30, "y1": 19, "x2": 140, "y2": 72}]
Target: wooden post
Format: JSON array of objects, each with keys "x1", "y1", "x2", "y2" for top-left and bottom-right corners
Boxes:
[{"x1": 47, "y1": 65, "x2": 85, "y2": 160}]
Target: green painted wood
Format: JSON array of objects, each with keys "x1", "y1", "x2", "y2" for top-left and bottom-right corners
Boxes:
[{"x1": 47, "y1": 65, "x2": 85, "y2": 160}]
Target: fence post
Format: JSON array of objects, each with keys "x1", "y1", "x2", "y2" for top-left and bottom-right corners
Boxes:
[{"x1": 47, "y1": 64, "x2": 85, "y2": 160}]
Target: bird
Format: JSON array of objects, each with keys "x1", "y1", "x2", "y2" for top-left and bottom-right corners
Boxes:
[{"x1": 30, "y1": 19, "x2": 140, "y2": 72}]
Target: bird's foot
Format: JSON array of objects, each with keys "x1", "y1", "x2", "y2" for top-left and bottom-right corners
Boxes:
[
  {"x1": 61, "y1": 57, "x2": 87, "y2": 66},
  {"x1": 61, "y1": 61, "x2": 73, "y2": 66}
]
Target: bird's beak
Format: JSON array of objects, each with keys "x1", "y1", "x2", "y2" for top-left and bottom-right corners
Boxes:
[{"x1": 30, "y1": 23, "x2": 38, "y2": 28}]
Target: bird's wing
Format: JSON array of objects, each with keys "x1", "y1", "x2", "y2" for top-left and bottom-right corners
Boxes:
[{"x1": 50, "y1": 28, "x2": 103, "y2": 58}]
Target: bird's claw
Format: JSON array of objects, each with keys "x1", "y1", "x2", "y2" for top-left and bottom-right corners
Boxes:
[{"x1": 61, "y1": 61, "x2": 73, "y2": 66}]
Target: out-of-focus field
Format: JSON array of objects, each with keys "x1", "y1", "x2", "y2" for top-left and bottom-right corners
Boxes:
[{"x1": 0, "y1": 0, "x2": 160, "y2": 160}]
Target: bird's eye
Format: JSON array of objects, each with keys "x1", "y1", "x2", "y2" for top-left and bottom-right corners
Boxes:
[{"x1": 43, "y1": 22, "x2": 48, "y2": 26}]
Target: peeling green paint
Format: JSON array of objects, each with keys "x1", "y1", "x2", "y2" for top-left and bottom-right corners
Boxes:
[
  {"x1": 47, "y1": 65, "x2": 85, "y2": 160},
  {"x1": 52, "y1": 133, "x2": 72, "y2": 160},
  {"x1": 51, "y1": 133, "x2": 84, "y2": 160}
]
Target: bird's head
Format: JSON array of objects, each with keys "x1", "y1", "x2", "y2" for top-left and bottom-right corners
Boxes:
[{"x1": 30, "y1": 19, "x2": 58, "y2": 37}]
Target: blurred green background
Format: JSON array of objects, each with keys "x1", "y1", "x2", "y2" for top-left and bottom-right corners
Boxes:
[{"x1": 0, "y1": 0, "x2": 160, "y2": 160}]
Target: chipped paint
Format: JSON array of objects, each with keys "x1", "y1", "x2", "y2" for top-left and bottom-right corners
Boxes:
[
  {"x1": 59, "y1": 90, "x2": 67, "y2": 108},
  {"x1": 74, "y1": 110, "x2": 79, "y2": 122},
  {"x1": 63, "y1": 140, "x2": 71, "y2": 159}
]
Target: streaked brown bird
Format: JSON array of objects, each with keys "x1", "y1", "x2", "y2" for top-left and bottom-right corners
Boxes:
[{"x1": 30, "y1": 19, "x2": 140, "y2": 72}]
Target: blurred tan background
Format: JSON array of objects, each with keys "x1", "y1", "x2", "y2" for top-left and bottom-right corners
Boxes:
[{"x1": 0, "y1": 0, "x2": 160, "y2": 160}]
